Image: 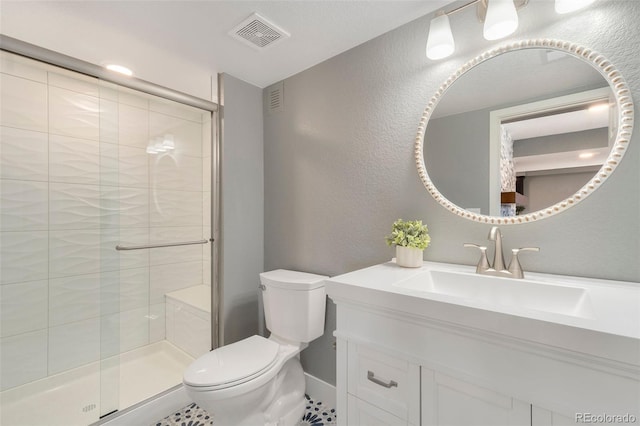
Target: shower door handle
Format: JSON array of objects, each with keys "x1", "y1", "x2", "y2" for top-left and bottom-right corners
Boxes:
[{"x1": 115, "y1": 239, "x2": 209, "y2": 251}]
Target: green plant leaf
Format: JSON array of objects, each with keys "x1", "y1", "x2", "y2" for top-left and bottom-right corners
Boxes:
[{"x1": 385, "y1": 219, "x2": 430, "y2": 249}]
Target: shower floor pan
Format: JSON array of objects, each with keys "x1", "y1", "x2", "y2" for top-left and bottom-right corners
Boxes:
[{"x1": 0, "y1": 340, "x2": 193, "y2": 426}]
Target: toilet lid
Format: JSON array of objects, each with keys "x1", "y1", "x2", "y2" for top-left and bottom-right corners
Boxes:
[{"x1": 183, "y1": 335, "x2": 280, "y2": 388}]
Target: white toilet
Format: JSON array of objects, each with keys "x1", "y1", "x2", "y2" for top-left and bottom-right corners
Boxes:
[{"x1": 183, "y1": 269, "x2": 328, "y2": 426}]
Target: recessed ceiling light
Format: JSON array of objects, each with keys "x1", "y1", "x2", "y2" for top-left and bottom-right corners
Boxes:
[
  {"x1": 105, "y1": 64, "x2": 133, "y2": 76},
  {"x1": 579, "y1": 152, "x2": 595, "y2": 159}
]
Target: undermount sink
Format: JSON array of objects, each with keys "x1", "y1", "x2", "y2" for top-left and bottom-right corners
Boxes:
[{"x1": 394, "y1": 269, "x2": 596, "y2": 319}]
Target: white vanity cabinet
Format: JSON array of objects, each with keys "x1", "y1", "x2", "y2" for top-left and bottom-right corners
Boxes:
[
  {"x1": 336, "y1": 322, "x2": 534, "y2": 426},
  {"x1": 345, "y1": 341, "x2": 420, "y2": 425},
  {"x1": 327, "y1": 261, "x2": 640, "y2": 426},
  {"x1": 340, "y1": 337, "x2": 530, "y2": 426},
  {"x1": 421, "y1": 368, "x2": 530, "y2": 426},
  {"x1": 530, "y1": 407, "x2": 575, "y2": 426}
]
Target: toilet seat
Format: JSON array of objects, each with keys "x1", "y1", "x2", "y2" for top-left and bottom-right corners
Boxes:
[{"x1": 184, "y1": 335, "x2": 280, "y2": 390}]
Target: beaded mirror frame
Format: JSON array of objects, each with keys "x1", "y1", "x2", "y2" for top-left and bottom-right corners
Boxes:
[{"x1": 415, "y1": 39, "x2": 634, "y2": 225}]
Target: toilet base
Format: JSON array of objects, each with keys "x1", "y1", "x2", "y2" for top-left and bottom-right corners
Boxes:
[
  {"x1": 271, "y1": 398, "x2": 306, "y2": 426},
  {"x1": 187, "y1": 357, "x2": 306, "y2": 426},
  {"x1": 264, "y1": 358, "x2": 306, "y2": 426}
]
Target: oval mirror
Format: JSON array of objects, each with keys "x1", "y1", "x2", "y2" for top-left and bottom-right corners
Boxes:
[{"x1": 416, "y1": 40, "x2": 633, "y2": 224}]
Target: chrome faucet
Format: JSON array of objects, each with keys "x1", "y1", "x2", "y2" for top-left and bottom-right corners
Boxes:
[
  {"x1": 464, "y1": 226, "x2": 539, "y2": 279},
  {"x1": 488, "y1": 226, "x2": 506, "y2": 273}
]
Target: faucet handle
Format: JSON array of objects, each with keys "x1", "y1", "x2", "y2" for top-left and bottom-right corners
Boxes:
[
  {"x1": 508, "y1": 247, "x2": 540, "y2": 279},
  {"x1": 464, "y1": 243, "x2": 490, "y2": 273}
]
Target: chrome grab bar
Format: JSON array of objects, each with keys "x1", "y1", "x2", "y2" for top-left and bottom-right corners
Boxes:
[{"x1": 115, "y1": 239, "x2": 210, "y2": 251}]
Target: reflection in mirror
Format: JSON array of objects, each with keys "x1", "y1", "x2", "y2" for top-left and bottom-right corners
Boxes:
[
  {"x1": 421, "y1": 44, "x2": 625, "y2": 222},
  {"x1": 492, "y1": 86, "x2": 614, "y2": 217}
]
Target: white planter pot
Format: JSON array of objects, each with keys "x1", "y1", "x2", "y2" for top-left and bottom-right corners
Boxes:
[{"x1": 395, "y1": 246, "x2": 423, "y2": 268}]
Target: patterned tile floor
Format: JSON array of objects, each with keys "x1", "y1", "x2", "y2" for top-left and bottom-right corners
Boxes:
[
  {"x1": 153, "y1": 394, "x2": 336, "y2": 426},
  {"x1": 300, "y1": 394, "x2": 337, "y2": 425}
]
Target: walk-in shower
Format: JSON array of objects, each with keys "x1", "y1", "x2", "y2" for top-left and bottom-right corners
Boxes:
[{"x1": 0, "y1": 45, "x2": 218, "y2": 425}]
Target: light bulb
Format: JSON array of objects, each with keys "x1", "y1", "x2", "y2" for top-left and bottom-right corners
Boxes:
[
  {"x1": 555, "y1": 0, "x2": 596, "y2": 14},
  {"x1": 484, "y1": 0, "x2": 519, "y2": 41},
  {"x1": 426, "y1": 13, "x2": 455, "y2": 60}
]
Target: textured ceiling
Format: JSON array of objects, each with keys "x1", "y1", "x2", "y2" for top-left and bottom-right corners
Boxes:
[{"x1": 0, "y1": 0, "x2": 449, "y2": 99}]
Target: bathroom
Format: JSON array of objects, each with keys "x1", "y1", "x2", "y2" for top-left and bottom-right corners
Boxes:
[{"x1": 0, "y1": 0, "x2": 638, "y2": 425}]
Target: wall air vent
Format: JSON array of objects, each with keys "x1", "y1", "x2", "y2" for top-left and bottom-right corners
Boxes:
[
  {"x1": 265, "y1": 81, "x2": 284, "y2": 113},
  {"x1": 229, "y1": 13, "x2": 290, "y2": 50}
]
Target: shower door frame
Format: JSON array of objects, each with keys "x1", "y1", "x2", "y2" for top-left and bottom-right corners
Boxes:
[{"x1": 0, "y1": 33, "x2": 222, "y2": 414}]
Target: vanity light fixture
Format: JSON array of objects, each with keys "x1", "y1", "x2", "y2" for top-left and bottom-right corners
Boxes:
[
  {"x1": 425, "y1": 0, "x2": 528, "y2": 61},
  {"x1": 483, "y1": 0, "x2": 519, "y2": 40},
  {"x1": 426, "y1": 12, "x2": 455, "y2": 60},
  {"x1": 555, "y1": 0, "x2": 596, "y2": 14},
  {"x1": 105, "y1": 63, "x2": 133, "y2": 76}
]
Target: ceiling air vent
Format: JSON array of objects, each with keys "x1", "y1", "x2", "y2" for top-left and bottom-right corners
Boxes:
[{"x1": 229, "y1": 13, "x2": 290, "y2": 50}]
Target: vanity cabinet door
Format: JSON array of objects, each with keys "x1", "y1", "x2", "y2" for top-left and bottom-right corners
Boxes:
[
  {"x1": 531, "y1": 406, "x2": 577, "y2": 425},
  {"x1": 421, "y1": 368, "x2": 531, "y2": 426},
  {"x1": 347, "y1": 341, "x2": 420, "y2": 424},
  {"x1": 347, "y1": 395, "x2": 415, "y2": 426}
]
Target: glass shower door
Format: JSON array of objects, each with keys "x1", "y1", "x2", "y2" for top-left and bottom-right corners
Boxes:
[
  {"x1": 0, "y1": 50, "x2": 212, "y2": 424},
  {"x1": 1, "y1": 51, "x2": 116, "y2": 424}
]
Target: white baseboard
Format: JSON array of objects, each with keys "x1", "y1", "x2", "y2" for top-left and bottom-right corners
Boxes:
[
  {"x1": 93, "y1": 385, "x2": 191, "y2": 426},
  {"x1": 304, "y1": 372, "x2": 336, "y2": 409}
]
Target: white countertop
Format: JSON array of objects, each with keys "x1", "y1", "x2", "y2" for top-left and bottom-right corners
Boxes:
[{"x1": 326, "y1": 260, "x2": 640, "y2": 366}]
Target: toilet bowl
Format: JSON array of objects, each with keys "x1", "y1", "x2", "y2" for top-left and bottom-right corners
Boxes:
[{"x1": 183, "y1": 269, "x2": 328, "y2": 426}]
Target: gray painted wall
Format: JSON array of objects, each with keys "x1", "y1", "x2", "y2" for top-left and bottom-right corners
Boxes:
[
  {"x1": 263, "y1": 1, "x2": 640, "y2": 385},
  {"x1": 525, "y1": 171, "x2": 596, "y2": 213},
  {"x1": 220, "y1": 73, "x2": 264, "y2": 345},
  {"x1": 425, "y1": 110, "x2": 490, "y2": 213}
]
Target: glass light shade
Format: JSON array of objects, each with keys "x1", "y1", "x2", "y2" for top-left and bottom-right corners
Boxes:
[
  {"x1": 426, "y1": 14, "x2": 455, "y2": 60},
  {"x1": 555, "y1": 0, "x2": 596, "y2": 14},
  {"x1": 483, "y1": 0, "x2": 519, "y2": 41}
]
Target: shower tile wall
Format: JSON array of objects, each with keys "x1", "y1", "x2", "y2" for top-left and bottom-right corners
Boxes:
[{"x1": 0, "y1": 51, "x2": 211, "y2": 391}]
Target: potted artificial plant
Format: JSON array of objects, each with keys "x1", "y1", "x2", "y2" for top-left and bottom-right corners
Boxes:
[{"x1": 385, "y1": 219, "x2": 430, "y2": 268}]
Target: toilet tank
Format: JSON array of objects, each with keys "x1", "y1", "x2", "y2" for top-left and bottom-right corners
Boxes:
[{"x1": 260, "y1": 269, "x2": 328, "y2": 343}]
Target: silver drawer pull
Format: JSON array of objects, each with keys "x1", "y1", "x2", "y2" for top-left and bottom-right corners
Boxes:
[{"x1": 367, "y1": 370, "x2": 398, "y2": 388}]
